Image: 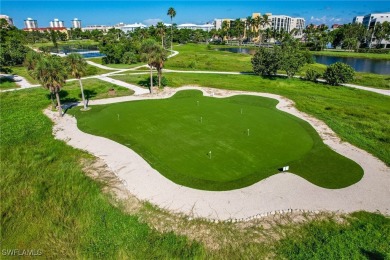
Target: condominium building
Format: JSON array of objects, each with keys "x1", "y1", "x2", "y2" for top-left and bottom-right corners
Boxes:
[
  {"x1": 24, "y1": 17, "x2": 38, "y2": 29},
  {"x1": 177, "y1": 23, "x2": 214, "y2": 31},
  {"x1": 50, "y1": 18, "x2": 65, "y2": 28},
  {"x1": 71, "y1": 18, "x2": 82, "y2": 28},
  {"x1": 214, "y1": 19, "x2": 233, "y2": 30},
  {"x1": 291, "y1": 18, "x2": 305, "y2": 35},
  {"x1": 0, "y1": 14, "x2": 14, "y2": 26},
  {"x1": 361, "y1": 12, "x2": 390, "y2": 29},
  {"x1": 352, "y1": 16, "x2": 364, "y2": 24},
  {"x1": 118, "y1": 23, "x2": 147, "y2": 33},
  {"x1": 82, "y1": 25, "x2": 113, "y2": 32}
]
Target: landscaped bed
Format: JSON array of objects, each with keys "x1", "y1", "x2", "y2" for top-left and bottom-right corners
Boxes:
[{"x1": 69, "y1": 90, "x2": 363, "y2": 190}]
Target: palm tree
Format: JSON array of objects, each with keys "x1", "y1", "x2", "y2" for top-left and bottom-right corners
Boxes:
[
  {"x1": 33, "y1": 55, "x2": 68, "y2": 117},
  {"x1": 66, "y1": 53, "x2": 88, "y2": 110},
  {"x1": 222, "y1": 20, "x2": 230, "y2": 43},
  {"x1": 167, "y1": 7, "x2": 176, "y2": 52},
  {"x1": 140, "y1": 39, "x2": 158, "y2": 93},
  {"x1": 151, "y1": 46, "x2": 168, "y2": 88},
  {"x1": 156, "y1": 22, "x2": 166, "y2": 48}
]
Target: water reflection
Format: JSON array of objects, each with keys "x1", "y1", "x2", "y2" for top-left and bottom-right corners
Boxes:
[{"x1": 215, "y1": 48, "x2": 390, "y2": 75}]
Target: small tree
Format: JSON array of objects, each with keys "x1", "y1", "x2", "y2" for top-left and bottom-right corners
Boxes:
[
  {"x1": 33, "y1": 55, "x2": 68, "y2": 116},
  {"x1": 323, "y1": 62, "x2": 355, "y2": 86},
  {"x1": 251, "y1": 47, "x2": 281, "y2": 76},
  {"x1": 280, "y1": 47, "x2": 306, "y2": 78}
]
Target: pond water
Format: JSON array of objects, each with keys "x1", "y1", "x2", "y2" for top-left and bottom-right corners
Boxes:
[
  {"x1": 313, "y1": 55, "x2": 390, "y2": 75},
  {"x1": 216, "y1": 48, "x2": 390, "y2": 75}
]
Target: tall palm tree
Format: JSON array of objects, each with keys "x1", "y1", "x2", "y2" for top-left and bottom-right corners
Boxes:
[
  {"x1": 66, "y1": 53, "x2": 88, "y2": 110},
  {"x1": 254, "y1": 16, "x2": 262, "y2": 43},
  {"x1": 167, "y1": 7, "x2": 176, "y2": 52},
  {"x1": 140, "y1": 39, "x2": 158, "y2": 94},
  {"x1": 151, "y1": 46, "x2": 168, "y2": 88},
  {"x1": 33, "y1": 55, "x2": 68, "y2": 117},
  {"x1": 156, "y1": 22, "x2": 166, "y2": 48},
  {"x1": 222, "y1": 20, "x2": 230, "y2": 43}
]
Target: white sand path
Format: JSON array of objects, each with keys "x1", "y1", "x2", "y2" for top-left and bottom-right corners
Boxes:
[{"x1": 45, "y1": 86, "x2": 390, "y2": 221}]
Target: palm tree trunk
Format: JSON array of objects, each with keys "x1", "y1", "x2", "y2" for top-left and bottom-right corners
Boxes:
[
  {"x1": 55, "y1": 90, "x2": 63, "y2": 117},
  {"x1": 50, "y1": 91, "x2": 56, "y2": 110},
  {"x1": 158, "y1": 68, "x2": 162, "y2": 88},
  {"x1": 170, "y1": 19, "x2": 173, "y2": 52},
  {"x1": 149, "y1": 65, "x2": 153, "y2": 94},
  {"x1": 79, "y1": 78, "x2": 87, "y2": 110}
]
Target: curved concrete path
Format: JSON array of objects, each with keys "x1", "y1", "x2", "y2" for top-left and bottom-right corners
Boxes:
[{"x1": 45, "y1": 86, "x2": 390, "y2": 221}]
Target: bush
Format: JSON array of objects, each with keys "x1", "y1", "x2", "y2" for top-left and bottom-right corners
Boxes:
[
  {"x1": 251, "y1": 47, "x2": 281, "y2": 76},
  {"x1": 141, "y1": 76, "x2": 168, "y2": 88},
  {"x1": 323, "y1": 62, "x2": 355, "y2": 86},
  {"x1": 302, "y1": 50, "x2": 315, "y2": 64},
  {"x1": 121, "y1": 52, "x2": 138, "y2": 64},
  {"x1": 305, "y1": 69, "x2": 322, "y2": 82}
]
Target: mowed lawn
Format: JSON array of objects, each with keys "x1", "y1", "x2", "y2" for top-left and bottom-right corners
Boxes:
[{"x1": 70, "y1": 90, "x2": 362, "y2": 190}]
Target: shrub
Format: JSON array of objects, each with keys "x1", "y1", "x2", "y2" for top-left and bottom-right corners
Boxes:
[
  {"x1": 121, "y1": 52, "x2": 138, "y2": 64},
  {"x1": 302, "y1": 50, "x2": 315, "y2": 64},
  {"x1": 141, "y1": 76, "x2": 168, "y2": 88},
  {"x1": 323, "y1": 62, "x2": 355, "y2": 86},
  {"x1": 305, "y1": 69, "x2": 322, "y2": 82},
  {"x1": 251, "y1": 47, "x2": 281, "y2": 76}
]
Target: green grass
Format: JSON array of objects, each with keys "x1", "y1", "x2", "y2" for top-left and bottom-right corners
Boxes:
[
  {"x1": 1, "y1": 70, "x2": 389, "y2": 258},
  {"x1": 299, "y1": 63, "x2": 390, "y2": 90},
  {"x1": 276, "y1": 211, "x2": 390, "y2": 259},
  {"x1": 0, "y1": 78, "x2": 19, "y2": 89},
  {"x1": 69, "y1": 90, "x2": 362, "y2": 190},
  {"x1": 0, "y1": 88, "x2": 203, "y2": 258},
  {"x1": 311, "y1": 50, "x2": 390, "y2": 60},
  {"x1": 4, "y1": 65, "x2": 111, "y2": 85},
  {"x1": 61, "y1": 78, "x2": 134, "y2": 102},
  {"x1": 165, "y1": 44, "x2": 252, "y2": 72},
  {"x1": 111, "y1": 73, "x2": 390, "y2": 166},
  {"x1": 167, "y1": 44, "x2": 388, "y2": 89},
  {"x1": 28, "y1": 39, "x2": 99, "y2": 48}
]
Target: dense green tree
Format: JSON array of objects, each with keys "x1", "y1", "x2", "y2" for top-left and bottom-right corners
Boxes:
[
  {"x1": 280, "y1": 46, "x2": 306, "y2": 78},
  {"x1": 251, "y1": 47, "x2": 281, "y2": 76},
  {"x1": 323, "y1": 62, "x2": 355, "y2": 86},
  {"x1": 66, "y1": 53, "x2": 88, "y2": 110},
  {"x1": 0, "y1": 23, "x2": 28, "y2": 67}
]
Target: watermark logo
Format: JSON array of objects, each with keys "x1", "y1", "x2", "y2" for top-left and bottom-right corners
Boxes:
[{"x1": 2, "y1": 249, "x2": 43, "y2": 256}]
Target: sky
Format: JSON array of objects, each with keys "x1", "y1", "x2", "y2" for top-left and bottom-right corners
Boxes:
[{"x1": 2, "y1": 0, "x2": 390, "y2": 28}]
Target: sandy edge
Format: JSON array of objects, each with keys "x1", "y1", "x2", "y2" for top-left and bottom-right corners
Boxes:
[{"x1": 44, "y1": 86, "x2": 390, "y2": 221}]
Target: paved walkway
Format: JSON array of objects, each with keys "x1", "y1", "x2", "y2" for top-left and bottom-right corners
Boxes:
[
  {"x1": 97, "y1": 76, "x2": 150, "y2": 95},
  {"x1": 45, "y1": 86, "x2": 390, "y2": 221},
  {"x1": 86, "y1": 60, "x2": 122, "y2": 70}
]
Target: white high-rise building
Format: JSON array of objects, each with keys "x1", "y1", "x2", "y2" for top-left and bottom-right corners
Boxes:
[
  {"x1": 50, "y1": 18, "x2": 64, "y2": 28},
  {"x1": 362, "y1": 12, "x2": 390, "y2": 29},
  {"x1": 352, "y1": 16, "x2": 364, "y2": 24},
  {"x1": 0, "y1": 15, "x2": 14, "y2": 26},
  {"x1": 71, "y1": 18, "x2": 82, "y2": 28},
  {"x1": 271, "y1": 15, "x2": 292, "y2": 32},
  {"x1": 291, "y1": 17, "x2": 305, "y2": 35},
  {"x1": 24, "y1": 17, "x2": 38, "y2": 29}
]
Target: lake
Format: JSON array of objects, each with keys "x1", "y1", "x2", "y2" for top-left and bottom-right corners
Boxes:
[{"x1": 215, "y1": 48, "x2": 390, "y2": 75}]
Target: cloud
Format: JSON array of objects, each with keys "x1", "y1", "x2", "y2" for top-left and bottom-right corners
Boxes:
[{"x1": 143, "y1": 18, "x2": 162, "y2": 26}]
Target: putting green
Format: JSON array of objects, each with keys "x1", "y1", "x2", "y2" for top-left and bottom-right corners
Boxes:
[{"x1": 70, "y1": 90, "x2": 363, "y2": 190}]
